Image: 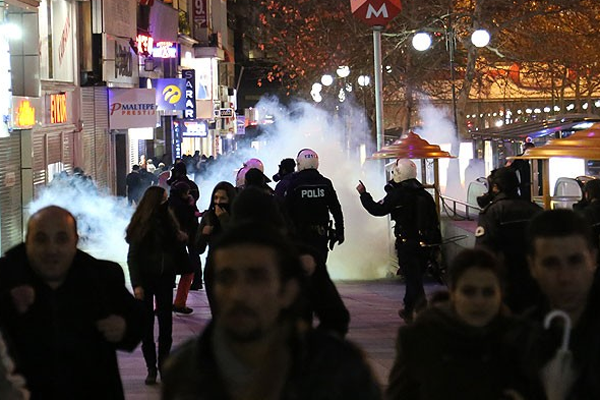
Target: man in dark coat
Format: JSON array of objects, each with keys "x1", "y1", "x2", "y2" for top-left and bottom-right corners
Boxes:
[
  {"x1": 161, "y1": 223, "x2": 380, "y2": 400},
  {"x1": 579, "y1": 179, "x2": 600, "y2": 254},
  {"x1": 525, "y1": 209, "x2": 600, "y2": 399},
  {"x1": 273, "y1": 158, "x2": 296, "y2": 198},
  {"x1": 0, "y1": 206, "x2": 146, "y2": 400},
  {"x1": 126, "y1": 165, "x2": 142, "y2": 205},
  {"x1": 475, "y1": 167, "x2": 543, "y2": 313},
  {"x1": 357, "y1": 159, "x2": 441, "y2": 322},
  {"x1": 284, "y1": 148, "x2": 344, "y2": 263}
]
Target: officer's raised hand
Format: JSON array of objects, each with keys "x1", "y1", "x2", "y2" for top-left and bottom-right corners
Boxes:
[{"x1": 356, "y1": 180, "x2": 366, "y2": 194}]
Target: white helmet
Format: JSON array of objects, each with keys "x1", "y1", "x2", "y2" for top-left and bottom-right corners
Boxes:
[
  {"x1": 392, "y1": 159, "x2": 417, "y2": 183},
  {"x1": 235, "y1": 166, "x2": 249, "y2": 188},
  {"x1": 296, "y1": 148, "x2": 319, "y2": 171},
  {"x1": 244, "y1": 158, "x2": 264, "y2": 172}
]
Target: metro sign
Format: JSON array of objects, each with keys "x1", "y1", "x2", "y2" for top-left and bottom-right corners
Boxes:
[{"x1": 350, "y1": 0, "x2": 401, "y2": 26}]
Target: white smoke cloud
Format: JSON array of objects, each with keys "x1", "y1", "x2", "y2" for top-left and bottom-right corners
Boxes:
[
  {"x1": 28, "y1": 97, "x2": 470, "y2": 282},
  {"x1": 194, "y1": 95, "x2": 395, "y2": 279},
  {"x1": 27, "y1": 175, "x2": 133, "y2": 268}
]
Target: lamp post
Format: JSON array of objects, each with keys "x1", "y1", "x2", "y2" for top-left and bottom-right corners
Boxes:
[
  {"x1": 350, "y1": 0, "x2": 402, "y2": 151},
  {"x1": 412, "y1": 20, "x2": 490, "y2": 136}
]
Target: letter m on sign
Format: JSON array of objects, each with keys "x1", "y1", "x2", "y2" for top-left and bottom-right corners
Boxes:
[
  {"x1": 350, "y1": 0, "x2": 401, "y2": 27},
  {"x1": 366, "y1": 3, "x2": 388, "y2": 19}
]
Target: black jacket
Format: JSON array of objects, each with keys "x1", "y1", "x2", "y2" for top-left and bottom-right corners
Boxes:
[
  {"x1": 0, "y1": 245, "x2": 146, "y2": 400},
  {"x1": 162, "y1": 322, "x2": 381, "y2": 400},
  {"x1": 387, "y1": 305, "x2": 536, "y2": 400},
  {"x1": 284, "y1": 169, "x2": 344, "y2": 235},
  {"x1": 475, "y1": 193, "x2": 543, "y2": 312},
  {"x1": 360, "y1": 178, "x2": 440, "y2": 243},
  {"x1": 127, "y1": 203, "x2": 183, "y2": 288},
  {"x1": 523, "y1": 278, "x2": 600, "y2": 400}
]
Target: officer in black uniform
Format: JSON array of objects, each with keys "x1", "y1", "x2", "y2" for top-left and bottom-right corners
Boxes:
[
  {"x1": 475, "y1": 167, "x2": 543, "y2": 313},
  {"x1": 357, "y1": 159, "x2": 440, "y2": 323},
  {"x1": 284, "y1": 148, "x2": 344, "y2": 263}
]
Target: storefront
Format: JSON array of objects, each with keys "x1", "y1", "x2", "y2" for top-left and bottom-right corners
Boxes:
[{"x1": 0, "y1": 0, "x2": 41, "y2": 253}]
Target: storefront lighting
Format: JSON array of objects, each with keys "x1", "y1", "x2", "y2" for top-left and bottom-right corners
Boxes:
[{"x1": 0, "y1": 23, "x2": 21, "y2": 40}]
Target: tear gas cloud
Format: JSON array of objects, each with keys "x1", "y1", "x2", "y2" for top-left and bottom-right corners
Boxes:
[
  {"x1": 196, "y1": 95, "x2": 394, "y2": 279},
  {"x1": 25, "y1": 97, "x2": 481, "y2": 281},
  {"x1": 28, "y1": 176, "x2": 133, "y2": 269},
  {"x1": 415, "y1": 99, "x2": 485, "y2": 201}
]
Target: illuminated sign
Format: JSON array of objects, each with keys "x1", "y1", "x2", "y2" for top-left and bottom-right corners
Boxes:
[
  {"x1": 182, "y1": 69, "x2": 196, "y2": 119},
  {"x1": 50, "y1": 93, "x2": 68, "y2": 124},
  {"x1": 136, "y1": 34, "x2": 154, "y2": 57},
  {"x1": 108, "y1": 88, "x2": 157, "y2": 129},
  {"x1": 152, "y1": 79, "x2": 186, "y2": 111},
  {"x1": 177, "y1": 120, "x2": 207, "y2": 137},
  {"x1": 13, "y1": 98, "x2": 37, "y2": 129},
  {"x1": 152, "y1": 42, "x2": 177, "y2": 58}
]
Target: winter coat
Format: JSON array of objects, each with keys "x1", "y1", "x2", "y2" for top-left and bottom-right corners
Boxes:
[
  {"x1": 387, "y1": 304, "x2": 536, "y2": 400},
  {"x1": 284, "y1": 169, "x2": 344, "y2": 235},
  {"x1": 523, "y1": 278, "x2": 600, "y2": 400},
  {"x1": 0, "y1": 244, "x2": 146, "y2": 400},
  {"x1": 162, "y1": 322, "x2": 381, "y2": 400},
  {"x1": 127, "y1": 203, "x2": 184, "y2": 288},
  {"x1": 360, "y1": 178, "x2": 440, "y2": 244},
  {"x1": 475, "y1": 193, "x2": 543, "y2": 312},
  {"x1": 195, "y1": 207, "x2": 231, "y2": 255}
]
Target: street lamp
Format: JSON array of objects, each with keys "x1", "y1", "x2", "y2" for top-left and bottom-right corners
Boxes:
[
  {"x1": 411, "y1": 25, "x2": 491, "y2": 135},
  {"x1": 312, "y1": 69, "x2": 357, "y2": 104}
]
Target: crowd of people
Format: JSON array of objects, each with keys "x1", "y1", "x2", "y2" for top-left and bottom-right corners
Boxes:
[{"x1": 0, "y1": 147, "x2": 599, "y2": 400}]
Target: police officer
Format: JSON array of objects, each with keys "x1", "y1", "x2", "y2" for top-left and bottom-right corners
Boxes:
[
  {"x1": 357, "y1": 159, "x2": 440, "y2": 323},
  {"x1": 475, "y1": 167, "x2": 542, "y2": 313},
  {"x1": 284, "y1": 148, "x2": 344, "y2": 262}
]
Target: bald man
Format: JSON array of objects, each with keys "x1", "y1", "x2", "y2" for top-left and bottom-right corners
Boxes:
[{"x1": 0, "y1": 206, "x2": 146, "y2": 400}]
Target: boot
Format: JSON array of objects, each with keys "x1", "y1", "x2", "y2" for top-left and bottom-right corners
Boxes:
[{"x1": 145, "y1": 367, "x2": 158, "y2": 385}]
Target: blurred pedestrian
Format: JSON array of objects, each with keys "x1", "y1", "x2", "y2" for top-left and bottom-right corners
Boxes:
[
  {"x1": 162, "y1": 223, "x2": 381, "y2": 400},
  {"x1": 273, "y1": 158, "x2": 296, "y2": 198},
  {"x1": 126, "y1": 187, "x2": 188, "y2": 385},
  {"x1": 578, "y1": 179, "x2": 600, "y2": 253},
  {"x1": 169, "y1": 182, "x2": 199, "y2": 314},
  {"x1": 525, "y1": 209, "x2": 600, "y2": 399},
  {"x1": 387, "y1": 248, "x2": 535, "y2": 400},
  {"x1": 475, "y1": 167, "x2": 543, "y2": 313},
  {"x1": 0, "y1": 206, "x2": 145, "y2": 399},
  {"x1": 126, "y1": 165, "x2": 143, "y2": 205}
]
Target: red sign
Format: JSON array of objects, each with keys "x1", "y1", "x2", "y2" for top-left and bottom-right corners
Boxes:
[{"x1": 350, "y1": 0, "x2": 401, "y2": 26}]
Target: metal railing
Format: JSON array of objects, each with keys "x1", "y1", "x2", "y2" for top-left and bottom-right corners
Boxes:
[{"x1": 439, "y1": 194, "x2": 481, "y2": 220}]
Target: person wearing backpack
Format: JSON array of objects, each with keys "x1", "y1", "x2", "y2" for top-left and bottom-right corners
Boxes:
[{"x1": 357, "y1": 159, "x2": 441, "y2": 323}]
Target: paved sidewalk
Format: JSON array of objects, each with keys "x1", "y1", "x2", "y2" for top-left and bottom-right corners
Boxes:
[{"x1": 119, "y1": 279, "x2": 445, "y2": 399}]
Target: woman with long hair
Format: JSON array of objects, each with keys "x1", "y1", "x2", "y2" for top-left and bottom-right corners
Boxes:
[{"x1": 126, "y1": 186, "x2": 186, "y2": 385}]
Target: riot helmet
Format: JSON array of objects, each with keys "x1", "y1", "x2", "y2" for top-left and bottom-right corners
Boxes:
[
  {"x1": 244, "y1": 158, "x2": 265, "y2": 172},
  {"x1": 296, "y1": 148, "x2": 319, "y2": 171},
  {"x1": 236, "y1": 166, "x2": 250, "y2": 188},
  {"x1": 392, "y1": 159, "x2": 417, "y2": 183}
]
